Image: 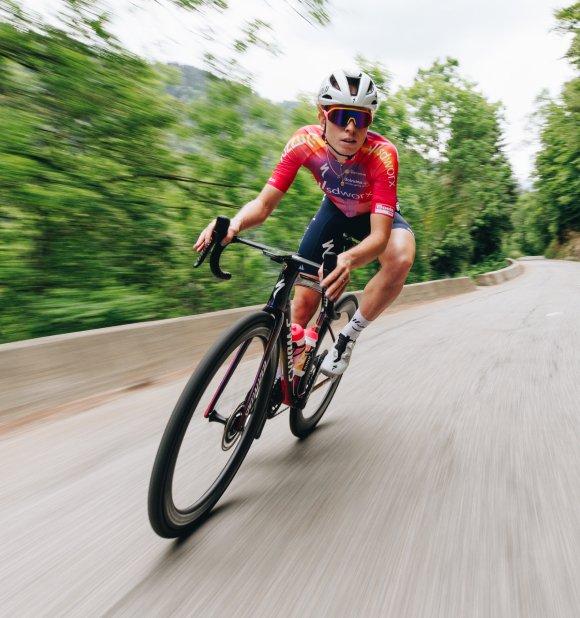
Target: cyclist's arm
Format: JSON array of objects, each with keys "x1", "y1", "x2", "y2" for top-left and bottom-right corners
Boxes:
[
  {"x1": 231, "y1": 184, "x2": 285, "y2": 234},
  {"x1": 228, "y1": 129, "x2": 308, "y2": 237},
  {"x1": 343, "y1": 214, "x2": 393, "y2": 269},
  {"x1": 195, "y1": 129, "x2": 306, "y2": 250},
  {"x1": 194, "y1": 184, "x2": 284, "y2": 250}
]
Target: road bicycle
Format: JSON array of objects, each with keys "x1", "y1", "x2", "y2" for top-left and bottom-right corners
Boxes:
[{"x1": 148, "y1": 216, "x2": 358, "y2": 538}]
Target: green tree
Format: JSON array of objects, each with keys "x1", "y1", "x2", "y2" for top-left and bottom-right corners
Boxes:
[
  {"x1": 517, "y1": 3, "x2": 579, "y2": 252},
  {"x1": 0, "y1": 3, "x2": 180, "y2": 340},
  {"x1": 0, "y1": 3, "x2": 528, "y2": 344},
  {"x1": 510, "y1": 192, "x2": 548, "y2": 255},
  {"x1": 397, "y1": 58, "x2": 516, "y2": 276}
]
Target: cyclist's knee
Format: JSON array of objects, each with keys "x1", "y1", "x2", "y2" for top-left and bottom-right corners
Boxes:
[
  {"x1": 395, "y1": 246, "x2": 415, "y2": 276},
  {"x1": 380, "y1": 231, "x2": 415, "y2": 281}
]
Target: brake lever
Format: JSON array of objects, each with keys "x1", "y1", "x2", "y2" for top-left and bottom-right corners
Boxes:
[
  {"x1": 193, "y1": 216, "x2": 232, "y2": 278},
  {"x1": 194, "y1": 238, "x2": 213, "y2": 269},
  {"x1": 322, "y1": 252, "x2": 338, "y2": 280},
  {"x1": 209, "y1": 216, "x2": 233, "y2": 280},
  {"x1": 322, "y1": 252, "x2": 340, "y2": 320}
]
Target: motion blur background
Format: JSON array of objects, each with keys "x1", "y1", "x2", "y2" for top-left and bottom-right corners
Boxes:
[{"x1": 1, "y1": 0, "x2": 578, "y2": 344}]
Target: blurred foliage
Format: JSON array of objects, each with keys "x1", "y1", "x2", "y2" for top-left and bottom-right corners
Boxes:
[
  {"x1": 1, "y1": 1, "x2": 571, "y2": 344},
  {"x1": 511, "y1": 3, "x2": 579, "y2": 253},
  {"x1": 462, "y1": 254, "x2": 510, "y2": 278}
]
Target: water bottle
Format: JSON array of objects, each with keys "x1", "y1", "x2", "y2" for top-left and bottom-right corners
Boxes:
[
  {"x1": 291, "y1": 323, "x2": 306, "y2": 378},
  {"x1": 304, "y1": 327, "x2": 319, "y2": 354},
  {"x1": 295, "y1": 327, "x2": 318, "y2": 385}
]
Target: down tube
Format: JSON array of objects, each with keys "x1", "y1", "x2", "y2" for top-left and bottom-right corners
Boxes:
[{"x1": 242, "y1": 314, "x2": 282, "y2": 415}]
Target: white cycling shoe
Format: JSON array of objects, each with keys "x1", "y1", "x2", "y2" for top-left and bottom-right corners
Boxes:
[{"x1": 320, "y1": 333, "x2": 355, "y2": 377}]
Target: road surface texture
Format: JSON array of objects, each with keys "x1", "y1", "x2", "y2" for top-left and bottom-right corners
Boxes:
[{"x1": 1, "y1": 259, "x2": 579, "y2": 617}]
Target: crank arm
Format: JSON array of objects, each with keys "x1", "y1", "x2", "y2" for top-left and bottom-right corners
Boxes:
[{"x1": 207, "y1": 409, "x2": 228, "y2": 425}]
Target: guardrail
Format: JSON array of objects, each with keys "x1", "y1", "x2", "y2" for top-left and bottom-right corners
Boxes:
[{"x1": 0, "y1": 260, "x2": 528, "y2": 425}]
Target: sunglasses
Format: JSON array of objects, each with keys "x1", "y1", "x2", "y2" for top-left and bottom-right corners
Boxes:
[{"x1": 323, "y1": 106, "x2": 373, "y2": 128}]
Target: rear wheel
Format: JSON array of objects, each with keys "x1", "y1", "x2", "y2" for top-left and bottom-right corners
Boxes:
[
  {"x1": 289, "y1": 293, "x2": 358, "y2": 438},
  {"x1": 148, "y1": 311, "x2": 276, "y2": 538}
]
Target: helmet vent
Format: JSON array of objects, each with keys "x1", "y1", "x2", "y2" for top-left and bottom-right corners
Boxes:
[
  {"x1": 317, "y1": 69, "x2": 379, "y2": 113},
  {"x1": 346, "y1": 76, "x2": 360, "y2": 96}
]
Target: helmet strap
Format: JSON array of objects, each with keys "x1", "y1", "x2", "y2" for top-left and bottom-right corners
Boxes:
[{"x1": 321, "y1": 121, "x2": 356, "y2": 160}]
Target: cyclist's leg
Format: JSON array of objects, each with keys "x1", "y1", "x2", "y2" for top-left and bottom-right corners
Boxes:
[
  {"x1": 358, "y1": 212, "x2": 415, "y2": 320},
  {"x1": 320, "y1": 211, "x2": 415, "y2": 376},
  {"x1": 292, "y1": 197, "x2": 347, "y2": 327},
  {"x1": 292, "y1": 286, "x2": 320, "y2": 328}
]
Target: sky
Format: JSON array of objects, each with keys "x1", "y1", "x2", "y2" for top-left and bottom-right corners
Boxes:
[{"x1": 30, "y1": 0, "x2": 575, "y2": 186}]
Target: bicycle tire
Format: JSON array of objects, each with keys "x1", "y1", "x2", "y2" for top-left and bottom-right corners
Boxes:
[
  {"x1": 148, "y1": 311, "x2": 276, "y2": 538},
  {"x1": 289, "y1": 293, "x2": 358, "y2": 438}
]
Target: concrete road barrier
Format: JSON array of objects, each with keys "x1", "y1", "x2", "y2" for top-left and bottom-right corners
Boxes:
[
  {"x1": 474, "y1": 259, "x2": 524, "y2": 286},
  {"x1": 393, "y1": 276, "x2": 476, "y2": 305},
  {"x1": 352, "y1": 275, "x2": 477, "y2": 306},
  {"x1": 0, "y1": 305, "x2": 263, "y2": 422},
  {"x1": 0, "y1": 271, "x2": 508, "y2": 424}
]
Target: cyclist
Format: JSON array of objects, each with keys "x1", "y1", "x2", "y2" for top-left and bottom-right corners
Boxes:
[{"x1": 195, "y1": 68, "x2": 415, "y2": 377}]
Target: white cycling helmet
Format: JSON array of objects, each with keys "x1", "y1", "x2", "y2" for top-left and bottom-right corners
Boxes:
[{"x1": 317, "y1": 68, "x2": 379, "y2": 112}]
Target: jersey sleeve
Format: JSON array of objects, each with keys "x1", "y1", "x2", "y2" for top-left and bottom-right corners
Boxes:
[
  {"x1": 267, "y1": 129, "x2": 311, "y2": 193},
  {"x1": 369, "y1": 144, "x2": 399, "y2": 218}
]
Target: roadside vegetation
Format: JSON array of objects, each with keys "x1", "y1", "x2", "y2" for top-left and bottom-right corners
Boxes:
[{"x1": 0, "y1": 1, "x2": 577, "y2": 343}]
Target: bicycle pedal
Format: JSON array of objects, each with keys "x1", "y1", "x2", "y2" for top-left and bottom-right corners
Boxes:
[{"x1": 207, "y1": 409, "x2": 228, "y2": 425}]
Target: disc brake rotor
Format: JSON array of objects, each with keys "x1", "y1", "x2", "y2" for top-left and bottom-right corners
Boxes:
[{"x1": 221, "y1": 403, "x2": 247, "y2": 451}]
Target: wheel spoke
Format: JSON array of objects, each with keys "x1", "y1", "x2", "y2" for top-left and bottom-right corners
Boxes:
[
  {"x1": 203, "y1": 338, "x2": 252, "y2": 418},
  {"x1": 311, "y1": 375, "x2": 333, "y2": 392},
  {"x1": 327, "y1": 323, "x2": 336, "y2": 343},
  {"x1": 148, "y1": 313, "x2": 276, "y2": 537}
]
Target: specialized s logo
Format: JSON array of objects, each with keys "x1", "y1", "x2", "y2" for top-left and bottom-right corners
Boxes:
[
  {"x1": 375, "y1": 204, "x2": 394, "y2": 217},
  {"x1": 272, "y1": 279, "x2": 285, "y2": 300},
  {"x1": 321, "y1": 239, "x2": 334, "y2": 258}
]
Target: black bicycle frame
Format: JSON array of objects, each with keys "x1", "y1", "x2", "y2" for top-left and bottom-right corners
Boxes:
[{"x1": 196, "y1": 216, "x2": 337, "y2": 429}]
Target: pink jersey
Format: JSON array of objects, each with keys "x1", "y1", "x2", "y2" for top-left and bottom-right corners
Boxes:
[{"x1": 267, "y1": 125, "x2": 399, "y2": 218}]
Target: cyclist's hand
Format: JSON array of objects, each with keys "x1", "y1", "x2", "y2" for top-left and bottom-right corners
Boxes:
[
  {"x1": 319, "y1": 253, "x2": 352, "y2": 301},
  {"x1": 193, "y1": 219, "x2": 240, "y2": 252}
]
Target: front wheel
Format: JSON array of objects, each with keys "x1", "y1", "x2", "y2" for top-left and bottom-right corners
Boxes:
[
  {"x1": 289, "y1": 293, "x2": 358, "y2": 438},
  {"x1": 148, "y1": 311, "x2": 276, "y2": 538}
]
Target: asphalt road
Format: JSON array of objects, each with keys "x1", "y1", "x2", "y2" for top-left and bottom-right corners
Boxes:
[{"x1": 1, "y1": 259, "x2": 579, "y2": 617}]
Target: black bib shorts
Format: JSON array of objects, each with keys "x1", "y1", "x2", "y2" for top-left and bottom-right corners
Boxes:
[{"x1": 297, "y1": 197, "x2": 413, "y2": 277}]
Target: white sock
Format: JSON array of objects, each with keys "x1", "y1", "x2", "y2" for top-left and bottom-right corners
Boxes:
[{"x1": 340, "y1": 308, "x2": 371, "y2": 341}]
